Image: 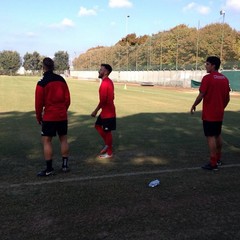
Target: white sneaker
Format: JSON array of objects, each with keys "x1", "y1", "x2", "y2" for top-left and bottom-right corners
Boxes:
[
  {"x1": 100, "y1": 145, "x2": 108, "y2": 154},
  {"x1": 98, "y1": 153, "x2": 113, "y2": 159}
]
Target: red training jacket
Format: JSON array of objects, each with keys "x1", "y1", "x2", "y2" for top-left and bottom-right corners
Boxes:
[
  {"x1": 200, "y1": 71, "x2": 230, "y2": 121},
  {"x1": 99, "y1": 77, "x2": 116, "y2": 118},
  {"x1": 35, "y1": 71, "x2": 70, "y2": 122}
]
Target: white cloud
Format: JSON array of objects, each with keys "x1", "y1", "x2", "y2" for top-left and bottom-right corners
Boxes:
[
  {"x1": 49, "y1": 18, "x2": 74, "y2": 29},
  {"x1": 25, "y1": 32, "x2": 37, "y2": 37},
  {"x1": 198, "y1": 6, "x2": 210, "y2": 14},
  {"x1": 183, "y1": 2, "x2": 197, "y2": 11},
  {"x1": 109, "y1": 0, "x2": 133, "y2": 8},
  {"x1": 183, "y1": 2, "x2": 210, "y2": 15},
  {"x1": 226, "y1": 0, "x2": 240, "y2": 11},
  {"x1": 62, "y1": 18, "x2": 75, "y2": 27},
  {"x1": 78, "y1": 7, "x2": 97, "y2": 16},
  {"x1": 110, "y1": 21, "x2": 116, "y2": 26}
]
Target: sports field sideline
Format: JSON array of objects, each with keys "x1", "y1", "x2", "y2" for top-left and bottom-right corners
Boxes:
[
  {"x1": 0, "y1": 163, "x2": 240, "y2": 189},
  {"x1": 1, "y1": 76, "x2": 240, "y2": 240}
]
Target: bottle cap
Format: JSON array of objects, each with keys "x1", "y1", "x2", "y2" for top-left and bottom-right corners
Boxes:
[{"x1": 148, "y1": 179, "x2": 160, "y2": 187}]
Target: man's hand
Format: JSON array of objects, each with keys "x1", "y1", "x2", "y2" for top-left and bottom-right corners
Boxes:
[
  {"x1": 91, "y1": 110, "x2": 97, "y2": 117},
  {"x1": 190, "y1": 106, "x2": 196, "y2": 114},
  {"x1": 37, "y1": 116, "x2": 42, "y2": 125},
  {"x1": 191, "y1": 93, "x2": 203, "y2": 114}
]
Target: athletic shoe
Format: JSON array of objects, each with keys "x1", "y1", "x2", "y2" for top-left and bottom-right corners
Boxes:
[
  {"x1": 201, "y1": 163, "x2": 218, "y2": 171},
  {"x1": 217, "y1": 160, "x2": 222, "y2": 166},
  {"x1": 98, "y1": 153, "x2": 113, "y2": 159},
  {"x1": 37, "y1": 168, "x2": 54, "y2": 177},
  {"x1": 62, "y1": 166, "x2": 70, "y2": 173},
  {"x1": 100, "y1": 145, "x2": 108, "y2": 154}
]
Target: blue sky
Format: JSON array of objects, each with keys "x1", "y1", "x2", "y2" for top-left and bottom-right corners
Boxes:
[{"x1": 0, "y1": 0, "x2": 239, "y2": 59}]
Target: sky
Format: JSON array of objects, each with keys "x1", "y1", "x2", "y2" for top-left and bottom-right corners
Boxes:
[{"x1": 0, "y1": 0, "x2": 240, "y2": 60}]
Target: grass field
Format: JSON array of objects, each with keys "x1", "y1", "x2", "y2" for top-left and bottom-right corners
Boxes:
[{"x1": 0, "y1": 76, "x2": 240, "y2": 240}]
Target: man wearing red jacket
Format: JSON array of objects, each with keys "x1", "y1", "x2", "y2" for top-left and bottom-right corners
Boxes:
[
  {"x1": 35, "y1": 57, "x2": 71, "y2": 176},
  {"x1": 91, "y1": 64, "x2": 116, "y2": 159},
  {"x1": 191, "y1": 56, "x2": 230, "y2": 171}
]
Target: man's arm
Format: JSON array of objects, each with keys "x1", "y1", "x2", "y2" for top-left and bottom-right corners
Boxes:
[
  {"x1": 224, "y1": 93, "x2": 230, "y2": 109},
  {"x1": 35, "y1": 85, "x2": 44, "y2": 124},
  {"x1": 190, "y1": 91, "x2": 204, "y2": 114},
  {"x1": 91, "y1": 103, "x2": 101, "y2": 117},
  {"x1": 65, "y1": 84, "x2": 71, "y2": 110}
]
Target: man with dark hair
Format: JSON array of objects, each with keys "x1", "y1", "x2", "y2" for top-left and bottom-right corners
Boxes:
[
  {"x1": 35, "y1": 57, "x2": 71, "y2": 176},
  {"x1": 190, "y1": 56, "x2": 230, "y2": 171},
  {"x1": 91, "y1": 64, "x2": 116, "y2": 159},
  {"x1": 42, "y1": 57, "x2": 54, "y2": 71}
]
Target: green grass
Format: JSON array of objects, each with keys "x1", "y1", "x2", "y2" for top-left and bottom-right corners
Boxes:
[{"x1": 1, "y1": 76, "x2": 240, "y2": 239}]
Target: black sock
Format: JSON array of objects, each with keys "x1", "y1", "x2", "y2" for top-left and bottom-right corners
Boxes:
[
  {"x1": 62, "y1": 157, "x2": 68, "y2": 168},
  {"x1": 46, "y1": 159, "x2": 53, "y2": 171}
]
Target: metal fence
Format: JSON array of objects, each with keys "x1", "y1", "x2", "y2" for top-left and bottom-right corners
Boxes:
[{"x1": 70, "y1": 70, "x2": 207, "y2": 88}]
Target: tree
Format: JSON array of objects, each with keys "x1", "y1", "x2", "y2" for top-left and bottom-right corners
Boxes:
[
  {"x1": 0, "y1": 50, "x2": 21, "y2": 75},
  {"x1": 73, "y1": 23, "x2": 240, "y2": 71},
  {"x1": 23, "y1": 51, "x2": 42, "y2": 74},
  {"x1": 54, "y1": 51, "x2": 69, "y2": 73}
]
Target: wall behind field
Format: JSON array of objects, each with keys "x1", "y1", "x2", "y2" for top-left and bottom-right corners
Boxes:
[{"x1": 70, "y1": 70, "x2": 206, "y2": 88}]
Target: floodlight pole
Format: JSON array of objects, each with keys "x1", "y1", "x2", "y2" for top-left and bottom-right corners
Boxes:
[
  {"x1": 125, "y1": 15, "x2": 130, "y2": 36},
  {"x1": 176, "y1": 27, "x2": 179, "y2": 71},
  {"x1": 195, "y1": 20, "x2": 200, "y2": 71},
  {"x1": 126, "y1": 15, "x2": 130, "y2": 71},
  {"x1": 220, "y1": 10, "x2": 225, "y2": 63},
  {"x1": 160, "y1": 33, "x2": 163, "y2": 70}
]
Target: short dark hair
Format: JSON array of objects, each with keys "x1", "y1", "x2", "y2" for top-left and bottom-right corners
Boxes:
[
  {"x1": 101, "y1": 63, "x2": 112, "y2": 74},
  {"x1": 206, "y1": 56, "x2": 221, "y2": 70},
  {"x1": 43, "y1": 57, "x2": 54, "y2": 71}
]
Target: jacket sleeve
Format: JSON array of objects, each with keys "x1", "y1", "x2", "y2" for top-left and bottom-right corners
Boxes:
[
  {"x1": 65, "y1": 84, "x2": 71, "y2": 110},
  {"x1": 35, "y1": 84, "x2": 44, "y2": 123}
]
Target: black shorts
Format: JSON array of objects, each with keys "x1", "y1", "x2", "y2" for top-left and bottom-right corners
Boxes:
[
  {"x1": 95, "y1": 116, "x2": 116, "y2": 132},
  {"x1": 41, "y1": 120, "x2": 68, "y2": 137},
  {"x1": 203, "y1": 121, "x2": 222, "y2": 137}
]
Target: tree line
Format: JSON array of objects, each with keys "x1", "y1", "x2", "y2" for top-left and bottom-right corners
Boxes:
[
  {"x1": 1, "y1": 23, "x2": 239, "y2": 75},
  {"x1": 0, "y1": 51, "x2": 69, "y2": 75},
  {"x1": 73, "y1": 23, "x2": 240, "y2": 71}
]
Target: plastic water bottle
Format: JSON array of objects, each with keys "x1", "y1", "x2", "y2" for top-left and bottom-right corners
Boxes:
[{"x1": 148, "y1": 179, "x2": 160, "y2": 188}]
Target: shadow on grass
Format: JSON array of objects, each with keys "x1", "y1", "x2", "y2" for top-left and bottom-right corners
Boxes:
[{"x1": 0, "y1": 110, "x2": 240, "y2": 183}]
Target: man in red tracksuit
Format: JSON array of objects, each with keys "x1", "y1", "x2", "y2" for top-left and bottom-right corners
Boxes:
[
  {"x1": 190, "y1": 56, "x2": 230, "y2": 171},
  {"x1": 35, "y1": 57, "x2": 71, "y2": 176},
  {"x1": 91, "y1": 64, "x2": 116, "y2": 159}
]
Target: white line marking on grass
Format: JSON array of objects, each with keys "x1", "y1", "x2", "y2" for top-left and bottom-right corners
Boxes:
[{"x1": 1, "y1": 164, "x2": 240, "y2": 189}]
